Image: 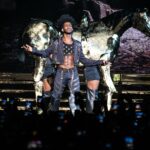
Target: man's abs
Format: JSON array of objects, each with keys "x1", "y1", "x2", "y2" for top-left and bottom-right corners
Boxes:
[{"x1": 59, "y1": 54, "x2": 74, "y2": 69}]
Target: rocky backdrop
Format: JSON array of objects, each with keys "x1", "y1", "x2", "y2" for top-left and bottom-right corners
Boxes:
[{"x1": 0, "y1": 0, "x2": 150, "y2": 73}]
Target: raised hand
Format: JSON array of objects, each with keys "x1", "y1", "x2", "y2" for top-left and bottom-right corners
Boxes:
[{"x1": 21, "y1": 44, "x2": 33, "y2": 53}]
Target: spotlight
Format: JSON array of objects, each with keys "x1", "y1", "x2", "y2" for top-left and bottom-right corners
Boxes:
[
  {"x1": 124, "y1": 136, "x2": 135, "y2": 150},
  {"x1": 1, "y1": 99, "x2": 7, "y2": 110},
  {"x1": 24, "y1": 101, "x2": 33, "y2": 116}
]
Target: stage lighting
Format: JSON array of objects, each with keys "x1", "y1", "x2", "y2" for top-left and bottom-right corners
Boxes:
[{"x1": 24, "y1": 101, "x2": 33, "y2": 116}]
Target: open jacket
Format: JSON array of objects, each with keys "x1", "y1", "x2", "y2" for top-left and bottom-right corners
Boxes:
[{"x1": 32, "y1": 37, "x2": 102, "y2": 67}]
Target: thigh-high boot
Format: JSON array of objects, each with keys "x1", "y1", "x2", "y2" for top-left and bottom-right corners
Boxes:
[{"x1": 86, "y1": 88, "x2": 99, "y2": 113}]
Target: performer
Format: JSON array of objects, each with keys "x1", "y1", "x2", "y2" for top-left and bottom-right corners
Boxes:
[
  {"x1": 42, "y1": 58, "x2": 55, "y2": 98},
  {"x1": 22, "y1": 14, "x2": 109, "y2": 115}
]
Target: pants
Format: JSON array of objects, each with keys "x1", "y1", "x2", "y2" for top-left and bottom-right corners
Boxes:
[{"x1": 51, "y1": 67, "x2": 80, "y2": 115}]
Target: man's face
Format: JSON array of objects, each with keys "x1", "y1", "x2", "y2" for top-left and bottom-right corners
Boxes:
[{"x1": 62, "y1": 22, "x2": 73, "y2": 34}]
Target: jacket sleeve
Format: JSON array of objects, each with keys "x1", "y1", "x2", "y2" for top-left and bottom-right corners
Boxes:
[
  {"x1": 32, "y1": 46, "x2": 53, "y2": 58},
  {"x1": 78, "y1": 44, "x2": 103, "y2": 66}
]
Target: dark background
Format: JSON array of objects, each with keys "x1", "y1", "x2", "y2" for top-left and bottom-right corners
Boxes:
[
  {"x1": 0, "y1": 0, "x2": 150, "y2": 73},
  {"x1": 0, "y1": 0, "x2": 150, "y2": 23}
]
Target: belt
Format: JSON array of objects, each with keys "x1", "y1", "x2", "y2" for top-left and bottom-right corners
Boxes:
[{"x1": 59, "y1": 67, "x2": 74, "y2": 72}]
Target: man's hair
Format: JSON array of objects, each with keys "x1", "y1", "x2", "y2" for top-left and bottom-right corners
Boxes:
[{"x1": 56, "y1": 14, "x2": 76, "y2": 31}]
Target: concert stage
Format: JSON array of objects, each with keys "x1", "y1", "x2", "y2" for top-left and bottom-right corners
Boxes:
[{"x1": 0, "y1": 72, "x2": 149, "y2": 150}]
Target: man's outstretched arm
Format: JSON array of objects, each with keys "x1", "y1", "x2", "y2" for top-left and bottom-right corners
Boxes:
[{"x1": 21, "y1": 44, "x2": 52, "y2": 58}]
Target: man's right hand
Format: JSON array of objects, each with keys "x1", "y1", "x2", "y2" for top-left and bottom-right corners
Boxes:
[{"x1": 21, "y1": 44, "x2": 33, "y2": 53}]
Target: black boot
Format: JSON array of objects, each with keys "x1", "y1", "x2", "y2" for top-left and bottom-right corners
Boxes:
[
  {"x1": 36, "y1": 95, "x2": 51, "y2": 115},
  {"x1": 48, "y1": 96, "x2": 60, "y2": 112},
  {"x1": 69, "y1": 93, "x2": 81, "y2": 116},
  {"x1": 86, "y1": 89, "x2": 99, "y2": 113},
  {"x1": 43, "y1": 91, "x2": 51, "y2": 99}
]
